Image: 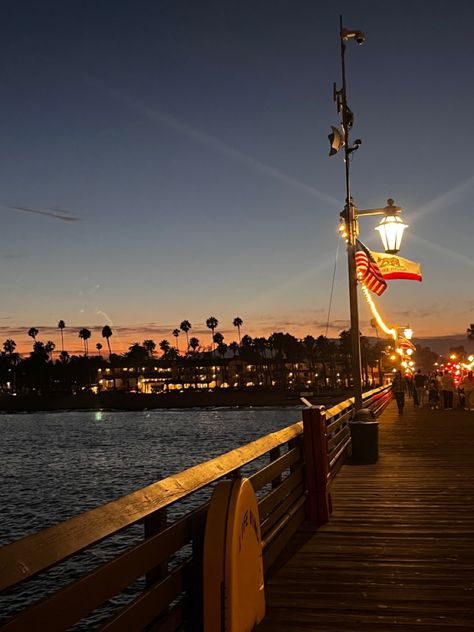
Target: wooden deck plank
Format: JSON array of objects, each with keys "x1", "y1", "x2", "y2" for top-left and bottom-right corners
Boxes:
[{"x1": 257, "y1": 402, "x2": 474, "y2": 631}]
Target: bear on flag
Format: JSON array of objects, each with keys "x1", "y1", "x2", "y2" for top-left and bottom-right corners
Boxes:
[{"x1": 371, "y1": 251, "x2": 422, "y2": 282}]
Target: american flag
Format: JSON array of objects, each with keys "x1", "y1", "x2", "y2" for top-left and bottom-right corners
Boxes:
[{"x1": 355, "y1": 240, "x2": 387, "y2": 296}]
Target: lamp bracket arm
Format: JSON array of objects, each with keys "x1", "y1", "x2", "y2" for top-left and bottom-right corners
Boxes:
[{"x1": 354, "y1": 208, "x2": 386, "y2": 218}]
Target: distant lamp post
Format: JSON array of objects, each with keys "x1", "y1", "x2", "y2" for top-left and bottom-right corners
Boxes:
[{"x1": 330, "y1": 16, "x2": 407, "y2": 410}]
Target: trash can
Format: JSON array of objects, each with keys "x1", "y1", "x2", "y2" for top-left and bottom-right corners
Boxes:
[{"x1": 349, "y1": 408, "x2": 378, "y2": 463}]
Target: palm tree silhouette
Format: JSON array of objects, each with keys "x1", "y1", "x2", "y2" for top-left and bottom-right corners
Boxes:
[
  {"x1": 180, "y1": 320, "x2": 192, "y2": 351},
  {"x1": 96, "y1": 342, "x2": 103, "y2": 357},
  {"x1": 189, "y1": 337, "x2": 200, "y2": 353},
  {"x1": 206, "y1": 316, "x2": 218, "y2": 349},
  {"x1": 467, "y1": 324, "x2": 474, "y2": 351},
  {"x1": 159, "y1": 339, "x2": 171, "y2": 357},
  {"x1": 78, "y1": 328, "x2": 91, "y2": 356},
  {"x1": 172, "y1": 328, "x2": 180, "y2": 352},
  {"x1": 143, "y1": 339, "x2": 156, "y2": 357},
  {"x1": 28, "y1": 327, "x2": 39, "y2": 346},
  {"x1": 3, "y1": 339, "x2": 16, "y2": 356},
  {"x1": 213, "y1": 332, "x2": 224, "y2": 346},
  {"x1": 102, "y1": 326, "x2": 113, "y2": 358},
  {"x1": 58, "y1": 320, "x2": 66, "y2": 353},
  {"x1": 45, "y1": 340, "x2": 55, "y2": 361},
  {"x1": 233, "y1": 317, "x2": 243, "y2": 344}
]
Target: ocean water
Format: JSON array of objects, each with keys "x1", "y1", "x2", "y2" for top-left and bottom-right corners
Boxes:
[
  {"x1": 0, "y1": 407, "x2": 301, "y2": 545},
  {"x1": 0, "y1": 407, "x2": 301, "y2": 627}
]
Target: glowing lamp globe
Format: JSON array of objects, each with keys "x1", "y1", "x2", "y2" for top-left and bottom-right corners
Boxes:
[{"x1": 375, "y1": 214, "x2": 408, "y2": 254}]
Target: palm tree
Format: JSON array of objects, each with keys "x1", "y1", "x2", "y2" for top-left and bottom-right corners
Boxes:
[
  {"x1": 159, "y1": 339, "x2": 171, "y2": 357},
  {"x1": 229, "y1": 341, "x2": 239, "y2": 357},
  {"x1": 96, "y1": 342, "x2": 103, "y2": 357},
  {"x1": 102, "y1": 325, "x2": 113, "y2": 358},
  {"x1": 189, "y1": 337, "x2": 200, "y2": 353},
  {"x1": 172, "y1": 328, "x2": 180, "y2": 352},
  {"x1": 213, "y1": 332, "x2": 224, "y2": 347},
  {"x1": 28, "y1": 327, "x2": 39, "y2": 345},
  {"x1": 58, "y1": 320, "x2": 66, "y2": 353},
  {"x1": 78, "y1": 328, "x2": 91, "y2": 356},
  {"x1": 3, "y1": 339, "x2": 16, "y2": 356},
  {"x1": 467, "y1": 324, "x2": 474, "y2": 351},
  {"x1": 143, "y1": 339, "x2": 156, "y2": 357},
  {"x1": 233, "y1": 317, "x2": 243, "y2": 344},
  {"x1": 206, "y1": 316, "x2": 218, "y2": 349},
  {"x1": 44, "y1": 340, "x2": 55, "y2": 361},
  {"x1": 180, "y1": 320, "x2": 192, "y2": 351}
]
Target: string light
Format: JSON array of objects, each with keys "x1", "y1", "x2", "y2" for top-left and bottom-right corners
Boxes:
[{"x1": 360, "y1": 283, "x2": 397, "y2": 340}]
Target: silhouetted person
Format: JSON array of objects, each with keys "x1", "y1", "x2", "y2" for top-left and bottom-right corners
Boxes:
[
  {"x1": 440, "y1": 370, "x2": 454, "y2": 410},
  {"x1": 414, "y1": 369, "x2": 427, "y2": 407},
  {"x1": 392, "y1": 370, "x2": 405, "y2": 414}
]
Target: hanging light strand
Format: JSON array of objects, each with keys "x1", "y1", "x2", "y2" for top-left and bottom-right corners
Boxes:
[{"x1": 360, "y1": 283, "x2": 397, "y2": 341}]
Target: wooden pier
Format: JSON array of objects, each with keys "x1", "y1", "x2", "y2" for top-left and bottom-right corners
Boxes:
[
  {"x1": 2, "y1": 388, "x2": 474, "y2": 631},
  {"x1": 257, "y1": 401, "x2": 474, "y2": 631}
]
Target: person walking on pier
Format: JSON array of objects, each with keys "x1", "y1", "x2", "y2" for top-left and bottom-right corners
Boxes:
[
  {"x1": 392, "y1": 370, "x2": 406, "y2": 414},
  {"x1": 428, "y1": 376, "x2": 440, "y2": 410},
  {"x1": 440, "y1": 370, "x2": 455, "y2": 410},
  {"x1": 460, "y1": 371, "x2": 474, "y2": 411},
  {"x1": 414, "y1": 369, "x2": 427, "y2": 407}
]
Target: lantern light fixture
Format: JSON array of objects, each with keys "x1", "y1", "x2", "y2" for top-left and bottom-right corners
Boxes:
[{"x1": 374, "y1": 200, "x2": 408, "y2": 254}]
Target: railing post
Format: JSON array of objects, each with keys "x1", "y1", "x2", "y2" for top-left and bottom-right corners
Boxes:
[
  {"x1": 269, "y1": 446, "x2": 282, "y2": 489},
  {"x1": 144, "y1": 507, "x2": 168, "y2": 587},
  {"x1": 302, "y1": 407, "x2": 331, "y2": 527}
]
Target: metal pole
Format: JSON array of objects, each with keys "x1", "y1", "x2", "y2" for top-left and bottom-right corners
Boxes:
[{"x1": 340, "y1": 15, "x2": 363, "y2": 410}]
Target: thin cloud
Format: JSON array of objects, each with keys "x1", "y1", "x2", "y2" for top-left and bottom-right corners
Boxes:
[
  {"x1": 91, "y1": 82, "x2": 342, "y2": 208},
  {"x1": 6, "y1": 205, "x2": 81, "y2": 222}
]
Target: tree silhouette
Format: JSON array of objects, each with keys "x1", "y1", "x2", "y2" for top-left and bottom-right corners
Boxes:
[
  {"x1": 96, "y1": 342, "x2": 103, "y2": 357},
  {"x1": 241, "y1": 334, "x2": 253, "y2": 349},
  {"x1": 58, "y1": 320, "x2": 66, "y2": 353},
  {"x1": 213, "y1": 332, "x2": 224, "y2": 346},
  {"x1": 180, "y1": 320, "x2": 192, "y2": 351},
  {"x1": 125, "y1": 343, "x2": 149, "y2": 365},
  {"x1": 172, "y1": 328, "x2": 180, "y2": 352},
  {"x1": 467, "y1": 324, "x2": 474, "y2": 351},
  {"x1": 229, "y1": 341, "x2": 239, "y2": 357},
  {"x1": 3, "y1": 339, "x2": 16, "y2": 356},
  {"x1": 102, "y1": 326, "x2": 113, "y2": 358},
  {"x1": 78, "y1": 328, "x2": 91, "y2": 356},
  {"x1": 44, "y1": 340, "x2": 56, "y2": 361},
  {"x1": 143, "y1": 339, "x2": 156, "y2": 357},
  {"x1": 28, "y1": 328, "x2": 39, "y2": 345},
  {"x1": 189, "y1": 337, "x2": 200, "y2": 353},
  {"x1": 233, "y1": 317, "x2": 243, "y2": 344},
  {"x1": 160, "y1": 339, "x2": 171, "y2": 357},
  {"x1": 206, "y1": 316, "x2": 218, "y2": 349}
]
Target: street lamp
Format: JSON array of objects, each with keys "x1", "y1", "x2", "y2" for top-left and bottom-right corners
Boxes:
[{"x1": 331, "y1": 17, "x2": 407, "y2": 410}]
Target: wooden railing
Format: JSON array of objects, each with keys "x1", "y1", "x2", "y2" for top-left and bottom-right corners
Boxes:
[{"x1": 0, "y1": 385, "x2": 391, "y2": 631}]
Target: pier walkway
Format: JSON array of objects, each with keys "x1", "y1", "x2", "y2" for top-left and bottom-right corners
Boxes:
[{"x1": 257, "y1": 401, "x2": 474, "y2": 631}]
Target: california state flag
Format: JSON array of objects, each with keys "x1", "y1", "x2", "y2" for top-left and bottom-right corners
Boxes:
[{"x1": 371, "y1": 252, "x2": 422, "y2": 282}]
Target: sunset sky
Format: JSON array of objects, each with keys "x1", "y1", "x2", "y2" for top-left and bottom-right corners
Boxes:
[{"x1": 1, "y1": 1, "x2": 473, "y2": 355}]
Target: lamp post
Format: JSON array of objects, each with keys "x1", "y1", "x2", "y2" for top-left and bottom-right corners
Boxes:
[{"x1": 331, "y1": 17, "x2": 407, "y2": 410}]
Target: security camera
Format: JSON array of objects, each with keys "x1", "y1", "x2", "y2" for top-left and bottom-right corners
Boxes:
[{"x1": 342, "y1": 28, "x2": 365, "y2": 45}]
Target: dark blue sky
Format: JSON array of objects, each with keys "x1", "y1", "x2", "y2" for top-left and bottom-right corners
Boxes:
[{"x1": 1, "y1": 1, "x2": 473, "y2": 352}]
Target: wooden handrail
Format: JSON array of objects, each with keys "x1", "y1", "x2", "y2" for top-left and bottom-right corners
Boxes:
[{"x1": 0, "y1": 421, "x2": 303, "y2": 592}]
